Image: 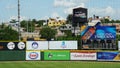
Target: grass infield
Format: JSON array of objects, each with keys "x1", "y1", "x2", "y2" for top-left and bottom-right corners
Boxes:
[{"x1": 0, "y1": 61, "x2": 120, "y2": 68}]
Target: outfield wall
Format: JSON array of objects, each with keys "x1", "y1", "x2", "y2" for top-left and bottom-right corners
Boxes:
[{"x1": 0, "y1": 41, "x2": 120, "y2": 61}]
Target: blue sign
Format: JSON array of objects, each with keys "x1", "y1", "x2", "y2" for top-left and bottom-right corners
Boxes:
[
  {"x1": 97, "y1": 52, "x2": 118, "y2": 61},
  {"x1": 82, "y1": 26, "x2": 116, "y2": 40}
]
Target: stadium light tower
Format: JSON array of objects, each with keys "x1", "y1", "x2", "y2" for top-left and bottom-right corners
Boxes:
[{"x1": 18, "y1": 0, "x2": 21, "y2": 41}]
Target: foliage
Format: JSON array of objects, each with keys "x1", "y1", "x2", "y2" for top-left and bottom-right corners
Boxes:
[
  {"x1": 40, "y1": 27, "x2": 57, "y2": 40},
  {"x1": 63, "y1": 30, "x2": 72, "y2": 37},
  {"x1": 20, "y1": 20, "x2": 35, "y2": 32},
  {"x1": 66, "y1": 14, "x2": 73, "y2": 24},
  {"x1": 101, "y1": 19, "x2": 120, "y2": 23},
  {"x1": 0, "y1": 26, "x2": 19, "y2": 41},
  {"x1": 37, "y1": 20, "x2": 45, "y2": 27},
  {"x1": 20, "y1": 19, "x2": 45, "y2": 32}
]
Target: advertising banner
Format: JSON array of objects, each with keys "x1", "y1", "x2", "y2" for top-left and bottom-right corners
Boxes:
[
  {"x1": 118, "y1": 41, "x2": 120, "y2": 51},
  {"x1": 97, "y1": 52, "x2": 120, "y2": 61},
  {"x1": 0, "y1": 42, "x2": 26, "y2": 51},
  {"x1": 81, "y1": 25, "x2": 116, "y2": 49},
  {"x1": 70, "y1": 51, "x2": 96, "y2": 60},
  {"x1": 44, "y1": 51, "x2": 70, "y2": 60},
  {"x1": 82, "y1": 26, "x2": 116, "y2": 40},
  {"x1": 49, "y1": 41, "x2": 77, "y2": 49},
  {"x1": 26, "y1": 41, "x2": 48, "y2": 50},
  {"x1": 26, "y1": 51, "x2": 40, "y2": 60}
]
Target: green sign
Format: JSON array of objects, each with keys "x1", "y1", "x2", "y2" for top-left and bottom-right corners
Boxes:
[{"x1": 44, "y1": 51, "x2": 70, "y2": 60}]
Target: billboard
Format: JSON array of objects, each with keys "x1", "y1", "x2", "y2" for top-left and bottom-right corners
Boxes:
[
  {"x1": 97, "y1": 52, "x2": 120, "y2": 61},
  {"x1": 26, "y1": 51, "x2": 40, "y2": 60},
  {"x1": 0, "y1": 42, "x2": 26, "y2": 51},
  {"x1": 70, "y1": 51, "x2": 96, "y2": 60},
  {"x1": 81, "y1": 25, "x2": 116, "y2": 49},
  {"x1": 82, "y1": 26, "x2": 116, "y2": 40},
  {"x1": 49, "y1": 41, "x2": 77, "y2": 49},
  {"x1": 73, "y1": 7, "x2": 87, "y2": 24},
  {"x1": 44, "y1": 51, "x2": 70, "y2": 60},
  {"x1": 26, "y1": 41, "x2": 48, "y2": 50}
]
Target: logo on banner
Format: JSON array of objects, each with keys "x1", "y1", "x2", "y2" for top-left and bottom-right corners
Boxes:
[
  {"x1": 61, "y1": 41, "x2": 66, "y2": 48},
  {"x1": 32, "y1": 42, "x2": 38, "y2": 49},
  {"x1": 18, "y1": 42, "x2": 25, "y2": 50},
  {"x1": 29, "y1": 52, "x2": 38, "y2": 59},
  {"x1": 7, "y1": 42, "x2": 15, "y2": 50},
  {"x1": 48, "y1": 53, "x2": 53, "y2": 58}
]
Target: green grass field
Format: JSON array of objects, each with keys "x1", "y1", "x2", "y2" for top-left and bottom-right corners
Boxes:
[{"x1": 0, "y1": 61, "x2": 120, "y2": 68}]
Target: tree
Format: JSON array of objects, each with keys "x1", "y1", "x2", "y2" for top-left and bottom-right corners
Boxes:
[
  {"x1": 115, "y1": 20, "x2": 120, "y2": 23},
  {"x1": 32, "y1": 19, "x2": 37, "y2": 23},
  {"x1": 101, "y1": 18, "x2": 110, "y2": 25},
  {"x1": 0, "y1": 26, "x2": 19, "y2": 41},
  {"x1": 20, "y1": 20, "x2": 35, "y2": 32},
  {"x1": 64, "y1": 30, "x2": 72, "y2": 37},
  {"x1": 66, "y1": 14, "x2": 73, "y2": 24},
  {"x1": 20, "y1": 20, "x2": 27, "y2": 28},
  {"x1": 37, "y1": 20, "x2": 45, "y2": 27},
  {"x1": 40, "y1": 27, "x2": 57, "y2": 40}
]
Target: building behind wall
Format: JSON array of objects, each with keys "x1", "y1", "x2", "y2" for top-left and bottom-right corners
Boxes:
[{"x1": 48, "y1": 18, "x2": 66, "y2": 27}]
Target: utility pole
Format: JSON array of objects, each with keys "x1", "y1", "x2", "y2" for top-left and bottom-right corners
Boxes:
[{"x1": 18, "y1": 0, "x2": 21, "y2": 41}]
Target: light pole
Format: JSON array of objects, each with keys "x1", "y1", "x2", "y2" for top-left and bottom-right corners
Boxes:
[{"x1": 18, "y1": 0, "x2": 21, "y2": 41}]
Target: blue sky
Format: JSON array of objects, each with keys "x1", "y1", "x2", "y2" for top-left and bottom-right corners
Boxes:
[{"x1": 0, "y1": 0, "x2": 120, "y2": 22}]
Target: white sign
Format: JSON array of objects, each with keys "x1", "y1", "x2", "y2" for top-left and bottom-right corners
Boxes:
[
  {"x1": 26, "y1": 41, "x2": 48, "y2": 50},
  {"x1": 49, "y1": 41, "x2": 77, "y2": 49},
  {"x1": 17, "y1": 42, "x2": 25, "y2": 50},
  {"x1": 71, "y1": 52, "x2": 97, "y2": 60},
  {"x1": 7, "y1": 42, "x2": 15, "y2": 50},
  {"x1": 26, "y1": 51, "x2": 40, "y2": 60},
  {"x1": 118, "y1": 41, "x2": 120, "y2": 51}
]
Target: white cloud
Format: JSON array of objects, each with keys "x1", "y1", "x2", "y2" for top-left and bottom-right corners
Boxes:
[
  {"x1": 9, "y1": 16, "x2": 28, "y2": 21},
  {"x1": 51, "y1": 12, "x2": 65, "y2": 20},
  {"x1": 54, "y1": 0, "x2": 88, "y2": 7},
  {"x1": 64, "y1": 3, "x2": 85, "y2": 14},
  {"x1": 89, "y1": 6, "x2": 115, "y2": 17},
  {"x1": 64, "y1": 7, "x2": 73, "y2": 14},
  {"x1": 40, "y1": 16, "x2": 49, "y2": 20},
  {"x1": 105, "y1": 6, "x2": 114, "y2": 15},
  {"x1": 51, "y1": 12, "x2": 60, "y2": 18},
  {"x1": 87, "y1": 6, "x2": 120, "y2": 19},
  {"x1": 54, "y1": 0, "x2": 75, "y2": 7}
]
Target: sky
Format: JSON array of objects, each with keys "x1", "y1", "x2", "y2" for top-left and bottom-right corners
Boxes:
[{"x1": 0, "y1": 0, "x2": 120, "y2": 23}]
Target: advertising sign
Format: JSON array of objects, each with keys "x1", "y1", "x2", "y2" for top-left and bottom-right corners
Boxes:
[
  {"x1": 71, "y1": 51, "x2": 96, "y2": 60},
  {"x1": 73, "y1": 7, "x2": 87, "y2": 24},
  {"x1": 26, "y1": 51, "x2": 40, "y2": 60},
  {"x1": 49, "y1": 41, "x2": 77, "y2": 49},
  {"x1": 97, "y1": 52, "x2": 120, "y2": 61},
  {"x1": 82, "y1": 26, "x2": 116, "y2": 40},
  {"x1": 81, "y1": 25, "x2": 116, "y2": 49},
  {"x1": 26, "y1": 41, "x2": 48, "y2": 50},
  {"x1": 0, "y1": 42, "x2": 26, "y2": 51},
  {"x1": 44, "y1": 51, "x2": 70, "y2": 60}
]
